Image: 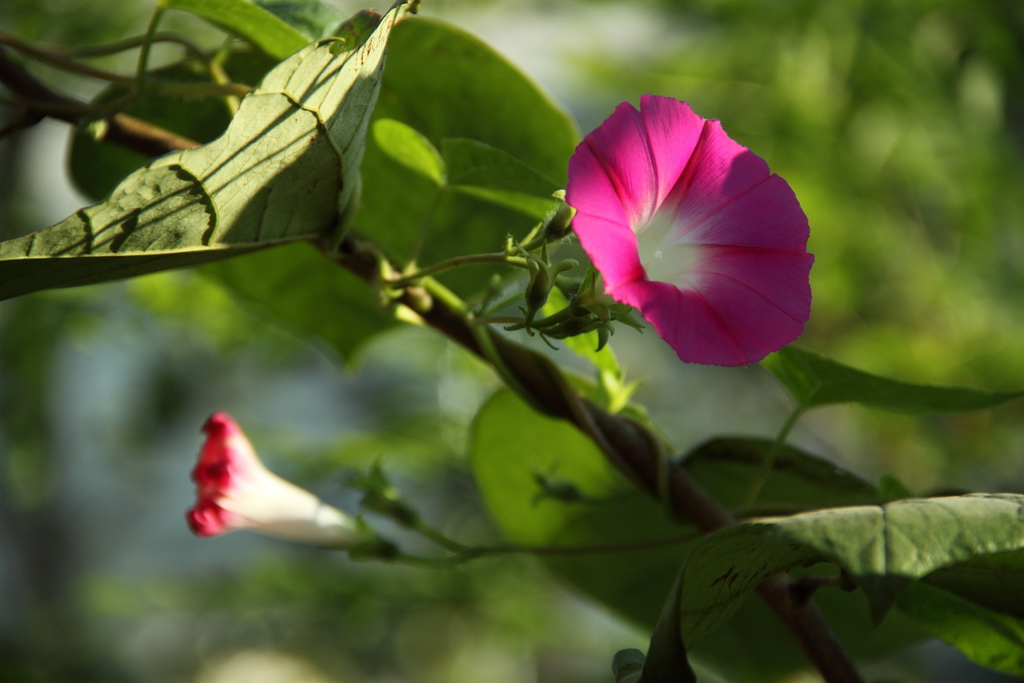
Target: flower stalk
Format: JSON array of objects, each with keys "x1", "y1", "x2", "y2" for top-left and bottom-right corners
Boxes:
[{"x1": 329, "y1": 233, "x2": 864, "y2": 683}]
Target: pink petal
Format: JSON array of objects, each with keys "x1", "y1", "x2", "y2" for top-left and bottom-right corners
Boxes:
[
  {"x1": 614, "y1": 280, "x2": 748, "y2": 366},
  {"x1": 676, "y1": 174, "x2": 810, "y2": 251},
  {"x1": 202, "y1": 411, "x2": 245, "y2": 445},
  {"x1": 692, "y1": 245, "x2": 814, "y2": 322},
  {"x1": 638, "y1": 95, "x2": 705, "y2": 208},
  {"x1": 567, "y1": 137, "x2": 630, "y2": 229},
  {"x1": 577, "y1": 101, "x2": 659, "y2": 225},
  {"x1": 667, "y1": 119, "x2": 772, "y2": 230},
  {"x1": 191, "y1": 412, "x2": 256, "y2": 497},
  {"x1": 695, "y1": 269, "x2": 809, "y2": 364},
  {"x1": 571, "y1": 213, "x2": 645, "y2": 290}
]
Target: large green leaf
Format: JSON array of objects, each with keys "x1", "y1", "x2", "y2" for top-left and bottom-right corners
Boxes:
[
  {"x1": 469, "y1": 391, "x2": 920, "y2": 682},
  {"x1": 470, "y1": 390, "x2": 689, "y2": 625},
  {"x1": 921, "y1": 548, "x2": 1024, "y2": 618},
  {"x1": 0, "y1": 1, "x2": 412, "y2": 302},
  {"x1": 763, "y1": 346, "x2": 1024, "y2": 414},
  {"x1": 442, "y1": 138, "x2": 560, "y2": 218},
  {"x1": 67, "y1": 45, "x2": 282, "y2": 203},
  {"x1": 161, "y1": 0, "x2": 309, "y2": 60},
  {"x1": 201, "y1": 242, "x2": 396, "y2": 360},
  {"x1": 356, "y1": 17, "x2": 578, "y2": 298},
  {"x1": 372, "y1": 119, "x2": 561, "y2": 220},
  {"x1": 653, "y1": 440, "x2": 921, "y2": 679},
  {"x1": 898, "y1": 580, "x2": 1024, "y2": 675},
  {"x1": 682, "y1": 437, "x2": 881, "y2": 514},
  {"x1": 254, "y1": 0, "x2": 345, "y2": 41},
  {"x1": 372, "y1": 118, "x2": 445, "y2": 186},
  {"x1": 675, "y1": 494, "x2": 1024, "y2": 655}
]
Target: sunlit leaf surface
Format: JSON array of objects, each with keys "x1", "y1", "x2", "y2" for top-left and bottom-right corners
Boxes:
[
  {"x1": 677, "y1": 493, "x2": 1024, "y2": 657},
  {"x1": 0, "y1": 1, "x2": 412, "y2": 301}
]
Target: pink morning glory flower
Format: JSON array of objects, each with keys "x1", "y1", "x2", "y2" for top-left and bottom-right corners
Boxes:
[
  {"x1": 187, "y1": 412, "x2": 358, "y2": 546},
  {"x1": 566, "y1": 95, "x2": 813, "y2": 366}
]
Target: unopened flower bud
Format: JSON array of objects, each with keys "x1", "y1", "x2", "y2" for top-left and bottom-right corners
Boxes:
[
  {"x1": 523, "y1": 257, "x2": 578, "y2": 328},
  {"x1": 187, "y1": 413, "x2": 359, "y2": 547},
  {"x1": 539, "y1": 190, "x2": 577, "y2": 241}
]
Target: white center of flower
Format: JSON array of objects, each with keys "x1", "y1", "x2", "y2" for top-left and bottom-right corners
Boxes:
[{"x1": 637, "y1": 210, "x2": 704, "y2": 289}]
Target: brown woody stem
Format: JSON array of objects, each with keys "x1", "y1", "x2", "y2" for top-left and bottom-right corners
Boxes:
[
  {"x1": 330, "y1": 234, "x2": 864, "y2": 683},
  {"x1": 0, "y1": 48, "x2": 200, "y2": 156}
]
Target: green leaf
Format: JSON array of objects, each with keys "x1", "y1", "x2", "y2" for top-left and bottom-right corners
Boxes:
[
  {"x1": 898, "y1": 580, "x2": 1024, "y2": 675},
  {"x1": 68, "y1": 48, "x2": 280, "y2": 203},
  {"x1": 922, "y1": 549, "x2": 1024, "y2": 618},
  {"x1": 877, "y1": 474, "x2": 915, "y2": 501},
  {"x1": 69, "y1": 63, "x2": 239, "y2": 202},
  {"x1": 202, "y1": 242, "x2": 397, "y2": 360},
  {"x1": 470, "y1": 392, "x2": 918, "y2": 682},
  {"x1": 161, "y1": 0, "x2": 309, "y2": 60},
  {"x1": 675, "y1": 493, "x2": 1024, "y2": 651},
  {"x1": 356, "y1": 17, "x2": 577, "y2": 298},
  {"x1": 253, "y1": 0, "x2": 344, "y2": 41},
  {"x1": 683, "y1": 438, "x2": 882, "y2": 514},
  {"x1": 470, "y1": 390, "x2": 690, "y2": 626},
  {"x1": 763, "y1": 346, "x2": 1024, "y2": 414},
  {"x1": 442, "y1": 138, "x2": 560, "y2": 219},
  {"x1": 372, "y1": 119, "x2": 445, "y2": 185},
  {"x1": 642, "y1": 574, "x2": 697, "y2": 683},
  {"x1": 0, "y1": 1, "x2": 411, "y2": 302},
  {"x1": 369, "y1": 121, "x2": 559, "y2": 240}
]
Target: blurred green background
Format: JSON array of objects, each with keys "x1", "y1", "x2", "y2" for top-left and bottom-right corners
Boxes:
[{"x1": 2, "y1": 0, "x2": 1024, "y2": 681}]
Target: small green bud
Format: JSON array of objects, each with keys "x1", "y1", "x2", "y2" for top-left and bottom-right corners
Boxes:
[
  {"x1": 609, "y1": 304, "x2": 645, "y2": 332},
  {"x1": 540, "y1": 190, "x2": 577, "y2": 241},
  {"x1": 523, "y1": 257, "x2": 552, "y2": 325},
  {"x1": 531, "y1": 472, "x2": 586, "y2": 506},
  {"x1": 522, "y1": 257, "x2": 578, "y2": 328},
  {"x1": 351, "y1": 462, "x2": 420, "y2": 527},
  {"x1": 361, "y1": 490, "x2": 420, "y2": 526}
]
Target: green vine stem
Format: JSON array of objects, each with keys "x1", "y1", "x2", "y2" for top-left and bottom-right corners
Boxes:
[
  {"x1": 134, "y1": 6, "x2": 164, "y2": 99},
  {"x1": 743, "y1": 405, "x2": 805, "y2": 508},
  {"x1": 395, "y1": 533, "x2": 701, "y2": 567},
  {"x1": 386, "y1": 252, "x2": 528, "y2": 289},
  {"x1": 41, "y1": 32, "x2": 209, "y2": 60},
  {"x1": 0, "y1": 33, "x2": 250, "y2": 99},
  {"x1": 0, "y1": 48, "x2": 201, "y2": 154},
  {"x1": 330, "y1": 232, "x2": 865, "y2": 683}
]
